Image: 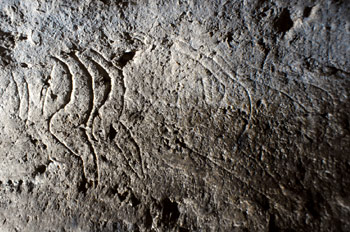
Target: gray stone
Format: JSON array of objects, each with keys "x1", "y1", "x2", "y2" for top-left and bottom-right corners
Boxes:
[{"x1": 0, "y1": 0, "x2": 349, "y2": 231}]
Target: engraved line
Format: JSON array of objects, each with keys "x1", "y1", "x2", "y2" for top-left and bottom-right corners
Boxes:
[
  {"x1": 69, "y1": 52, "x2": 100, "y2": 186},
  {"x1": 10, "y1": 72, "x2": 20, "y2": 113},
  {"x1": 49, "y1": 56, "x2": 74, "y2": 113}
]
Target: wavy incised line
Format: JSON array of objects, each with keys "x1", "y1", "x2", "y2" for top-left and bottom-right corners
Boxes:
[
  {"x1": 69, "y1": 53, "x2": 94, "y2": 125},
  {"x1": 218, "y1": 51, "x2": 335, "y2": 115},
  {"x1": 83, "y1": 49, "x2": 119, "y2": 142},
  {"x1": 10, "y1": 72, "x2": 20, "y2": 113},
  {"x1": 81, "y1": 55, "x2": 112, "y2": 132},
  {"x1": 74, "y1": 53, "x2": 99, "y2": 142},
  {"x1": 172, "y1": 41, "x2": 309, "y2": 202},
  {"x1": 88, "y1": 49, "x2": 144, "y2": 179},
  {"x1": 171, "y1": 138, "x2": 284, "y2": 208},
  {"x1": 216, "y1": 53, "x2": 311, "y2": 114},
  {"x1": 41, "y1": 75, "x2": 54, "y2": 118},
  {"x1": 49, "y1": 55, "x2": 100, "y2": 187},
  {"x1": 173, "y1": 43, "x2": 252, "y2": 144},
  {"x1": 45, "y1": 58, "x2": 85, "y2": 171},
  {"x1": 211, "y1": 55, "x2": 253, "y2": 142},
  {"x1": 118, "y1": 121, "x2": 144, "y2": 178},
  {"x1": 89, "y1": 49, "x2": 125, "y2": 118},
  {"x1": 49, "y1": 57, "x2": 74, "y2": 113},
  {"x1": 22, "y1": 77, "x2": 30, "y2": 122},
  {"x1": 91, "y1": 59, "x2": 112, "y2": 112},
  {"x1": 69, "y1": 52, "x2": 100, "y2": 186},
  {"x1": 47, "y1": 114, "x2": 80, "y2": 158}
]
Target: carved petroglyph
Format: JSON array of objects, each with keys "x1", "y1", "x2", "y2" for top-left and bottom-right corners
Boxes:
[{"x1": 43, "y1": 48, "x2": 144, "y2": 189}]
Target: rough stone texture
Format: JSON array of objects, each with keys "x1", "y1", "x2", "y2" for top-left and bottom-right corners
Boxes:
[{"x1": 0, "y1": 0, "x2": 349, "y2": 231}]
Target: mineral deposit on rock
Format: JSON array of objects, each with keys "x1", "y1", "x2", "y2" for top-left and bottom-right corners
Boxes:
[{"x1": 0, "y1": 0, "x2": 349, "y2": 231}]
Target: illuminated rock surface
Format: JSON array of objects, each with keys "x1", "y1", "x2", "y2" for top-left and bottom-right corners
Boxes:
[{"x1": 0, "y1": 0, "x2": 349, "y2": 231}]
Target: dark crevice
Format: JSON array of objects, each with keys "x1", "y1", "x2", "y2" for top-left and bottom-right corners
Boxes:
[
  {"x1": 268, "y1": 214, "x2": 279, "y2": 232},
  {"x1": 305, "y1": 190, "x2": 323, "y2": 218},
  {"x1": 144, "y1": 209, "x2": 153, "y2": 229},
  {"x1": 108, "y1": 124, "x2": 117, "y2": 141},
  {"x1": 118, "y1": 51, "x2": 136, "y2": 68},
  {"x1": 256, "y1": 194, "x2": 270, "y2": 211},
  {"x1": 303, "y1": 6, "x2": 312, "y2": 18},
  {"x1": 32, "y1": 164, "x2": 46, "y2": 177},
  {"x1": 100, "y1": 0, "x2": 110, "y2": 5},
  {"x1": 108, "y1": 184, "x2": 118, "y2": 196},
  {"x1": 130, "y1": 192, "x2": 141, "y2": 207},
  {"x1": 27, "y1": 181, "x2": 34, "y2": 193},
  {"x1": 161, "y1": 198, "x2": 180, "y2": 225},
  {"x1": 77, "y1": 175, "x2": 92, "y2": 194},
  {"x1": 50, "y1": 92, "x2": 58, "y2": 101},
  {"x1": 256, "y1": 99, "x2": 262, "y2": 107},
  {"x1": 274, "y1": 8, "x2": 293, "y2": 33},
  {"x1": 20, "y1": 63, "x2": 28, "y2": 68},
  {"x1": 29, "y1": 135, "x2": 39, "y2": 146},
  {"x1": 118, "y1": 191, "x2": 128, "y2": 202},
  {"x1": 179, "y1": 227, "x2": 190, "y2": 232},
  {"x1": 226, "y1": 32, "x2": 234, "y2": 47}
]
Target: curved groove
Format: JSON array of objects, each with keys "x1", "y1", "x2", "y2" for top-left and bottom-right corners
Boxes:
[
  {"x1": 118, "y1": 121, "x2": 144, "y2": 179},
  {"x1": 69, "y1": 53, "x2": 94, "y2": 125},
  {"x1": 47, "y1": 115, "x2": 90, "y2": 185},
  {"x1": 90, "y1": 49, "x2": 144, "y2": 178},
  {"x1": 169, "y1": 41, "x2": 285, "y2": 192},
  {"x1": 42, "y1": 84, "x2": 50, "y2": 117},
  {"x1": 217, "y1": 53, "x2": 311, "y2": 113},
  {"x1": 118, "y1": 69, "x2": 127, "y2": 119},
  {"x1": 89, "y1": 49, "x2": 125, "y2": 119},
  {"x1": 49, "y1": 56, "x2": 74, "y2": 114},
  {"x1": 10, "y1": 72, "x2": 21, "y2": 113},
  {"x1": 219, "y1": 50, "x2": 335, "y2": 115},
  {"x1": 46, "y1": 57, "x2": 76, "y2": 154},
  {"x1": 22, "y1": 77, "x2": 30, "y2": 121},
  {"x1": 74, "y1": 53, "x2": 100, "y2": 141},
  {"x1": 173, "y1": 41, "x2": 252, "y2": 143},
  {"x1": 173, "y1": 139, "x2": 283, "y2": 207},
  {"x1": 90, "y1": 59, "x2": 112, "y2": 113},
  {"x1": 69, "y1": 53, "x2": 100, "y2": 186},
  {"x1": 47, "y1": 115, "x2": 80, "y2": 158},
  {"x1": 0, "y1": 80, "x2": 10, "y2": 99},
  {"x1": 80, "y1": 56, "x2": 112, "y2": 131},
  {"x1": 48, "y1": 55, "x2": 99, "y2": 186}
]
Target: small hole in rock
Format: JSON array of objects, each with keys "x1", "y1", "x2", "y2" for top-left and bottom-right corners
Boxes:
[
  {"x1": 50, "y1": 93, "x2": 58, "y2": 101},
  {"x1": 130, "y1": 193, "x2": 141, "y2": 207},
  {"x1": 161, "y1": 197, "x2": 180, "y2": 224},
  {"x1": 77, "y1": 176, "x2": 91, "y2": 194},
  {"x1": 274, "y1": 8, "x2": 293, "y2": 33},
  {"x1": 256, "y1": 99, "x2": 262, "y2": 107},
  {"x1": 303, "y1": 6, "x2": 312, "y2": 18},
  {"x1": 144, "y1": 209, "x2": 152, "y2": 229},
  {"x1": 108, "y1": 125, "x2": 117, "y2": 141},
  {"x1": 118, "y1": 191, "x2": 128, "y2": 202},
  {"x1": 118, "y1": 51, "x2": 136, "y2": 67},
  {"x1": 33, "y1": 165, "x2": 46, "y2": 177}
]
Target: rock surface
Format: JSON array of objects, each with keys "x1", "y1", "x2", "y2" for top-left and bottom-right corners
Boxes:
[{"x1": 0, "y1": 0, "x2": 349, "y2": 231}]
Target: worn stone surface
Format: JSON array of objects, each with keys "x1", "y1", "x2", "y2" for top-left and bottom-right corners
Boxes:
[{"x1": 0, "y1": 0, "x2": 349, "y2": 231}]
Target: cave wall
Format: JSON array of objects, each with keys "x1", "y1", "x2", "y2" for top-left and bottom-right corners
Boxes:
[{"x1": 0, "y1": 0, "x2": 349, "y2": 231}]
